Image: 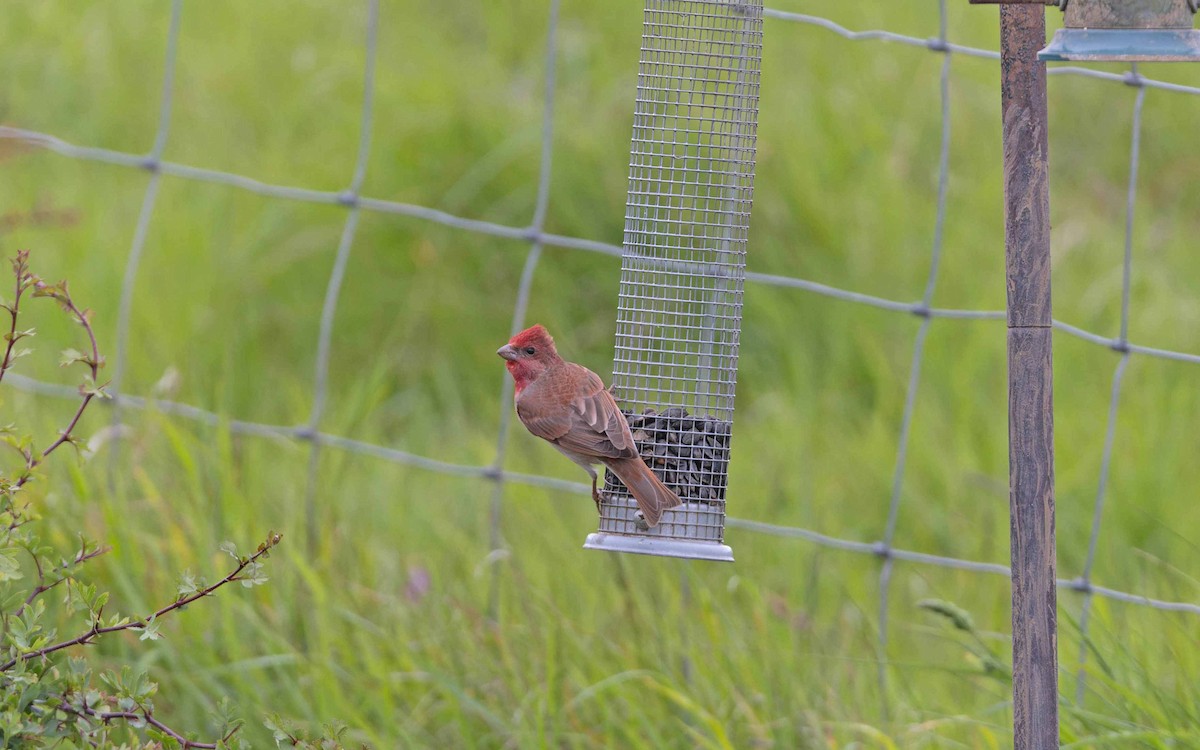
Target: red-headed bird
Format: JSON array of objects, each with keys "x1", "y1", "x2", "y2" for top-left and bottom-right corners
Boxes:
[{"x1": 497, "y1": 325, "x2": 682, "y2": 528}]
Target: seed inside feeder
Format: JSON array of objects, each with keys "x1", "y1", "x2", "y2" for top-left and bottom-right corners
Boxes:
[{"x1": 602, "y1": 407, "x2": 732, "y2": 505}]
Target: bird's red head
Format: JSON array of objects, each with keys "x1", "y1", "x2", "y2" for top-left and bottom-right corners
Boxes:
[{"x1": 497, "y1": 324, "x2": 560, "y2": 393}]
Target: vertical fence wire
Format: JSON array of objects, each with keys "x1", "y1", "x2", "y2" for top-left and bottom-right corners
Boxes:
[
  {"x1": 875, "y1": 0, "x2": 952, "y2": 713},
  {"x1": 487, "y1": 0, "x2": 561, "y2": 620},
  {"x1": 301, "y1": 0, "x2": 381, "y2": 554},
  {"x1": 108, "y1": 0, "x2": 183, "y2": 479},
  {"x1": 1074, "y1": 78, "x2": 1145, "y2": 704}
]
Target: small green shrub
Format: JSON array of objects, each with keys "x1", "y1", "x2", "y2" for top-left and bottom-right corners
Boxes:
[{"x1": 0, "y1": 251, "x2": 353, "y2": 749}]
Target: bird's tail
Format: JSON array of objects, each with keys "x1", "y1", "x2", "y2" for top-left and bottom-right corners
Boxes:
[{"x1": 602, "y1": 457, "x2": 683, "y2": 528}]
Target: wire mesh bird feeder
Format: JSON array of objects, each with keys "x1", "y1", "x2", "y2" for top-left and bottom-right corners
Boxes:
[{"x1": 583, "y1": 0, "x2": 763, "y2": 562}]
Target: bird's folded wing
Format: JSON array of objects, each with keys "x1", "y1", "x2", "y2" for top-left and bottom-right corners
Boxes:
[
  {"x1": 518, "y1": 366, "x2": 637, "y2": 460},
  {"x1": 562, "y1": 368, "x2": 638, "y2": 459}
]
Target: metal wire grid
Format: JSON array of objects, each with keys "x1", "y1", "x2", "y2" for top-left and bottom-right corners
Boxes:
[
  {"x1": 1, "y1": 0, "x2": 1198, "y2": 707},
  {"x1": 597, "y1": 0, "x2": 760, "y2": 542}
]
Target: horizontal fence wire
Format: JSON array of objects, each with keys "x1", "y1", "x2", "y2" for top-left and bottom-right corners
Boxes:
[{"x1": 3, "y1": 0, "x2": 1200, "y2": 638}]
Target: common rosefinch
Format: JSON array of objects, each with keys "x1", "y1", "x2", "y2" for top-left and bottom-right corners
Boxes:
[{"x1": 497, "y1": 324, "x2": 682, "y2": 528}]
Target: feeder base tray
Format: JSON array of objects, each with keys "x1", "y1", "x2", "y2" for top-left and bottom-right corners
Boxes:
[
  {"x1": 1039, "y1": 29, "x2": 1200, "y2": 62},
  {"x1": 583, "y1": 533, "x2": 734, "y2": 562}
]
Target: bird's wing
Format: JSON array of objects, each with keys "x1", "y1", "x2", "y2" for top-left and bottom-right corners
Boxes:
[
  {"x1": 566, "y1": 366, "x2": 639, "y2": 457},
  {"x1": 517, "y1": 365, "x2": 637, "y2": 460}
]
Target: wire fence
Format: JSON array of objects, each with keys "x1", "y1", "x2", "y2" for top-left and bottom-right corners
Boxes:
[{"x1": 4, "y1": 0, "x2": 1200, "y2": 715}]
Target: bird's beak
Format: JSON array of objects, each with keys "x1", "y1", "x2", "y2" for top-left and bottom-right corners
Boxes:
[{"x1": 496, "y1": 344, "x2": 519, "y2": 361}]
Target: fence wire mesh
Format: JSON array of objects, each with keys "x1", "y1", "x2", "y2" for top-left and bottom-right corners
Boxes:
[{"x1": 3, "y1": 0, "x2": 1200, "y2": 715}]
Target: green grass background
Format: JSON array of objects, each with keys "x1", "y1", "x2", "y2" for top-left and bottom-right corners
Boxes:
[{"x1": 3, "y1": 0, "x2": 1200, "y2": 746}]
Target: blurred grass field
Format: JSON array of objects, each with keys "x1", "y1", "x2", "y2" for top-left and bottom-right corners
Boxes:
[{"x1": 3, "y1": 0, "x2": 1200, "y2": 746}]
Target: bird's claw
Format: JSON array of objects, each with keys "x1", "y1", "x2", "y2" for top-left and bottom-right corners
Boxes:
[{"x1": 633, "y1": 511, "x2": 650, "y2": 532}]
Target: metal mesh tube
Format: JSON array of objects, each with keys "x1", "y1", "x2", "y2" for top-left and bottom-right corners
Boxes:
[{"x1": 587, "y1": 0, "x2": 762, "y2": 559}]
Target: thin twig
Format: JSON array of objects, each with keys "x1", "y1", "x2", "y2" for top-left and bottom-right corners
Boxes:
[
  {"x1": 56, "y1": 700, "x2": 242, "y2": 749},
  {"x1": 14, "y1": 540, "x2": 110, "y2": 619},
  {"x1": 0, "y1": 251, "x2": 32, "y2": 387},
  {"x1": 11, "y1": 275, "x2": 106, "y2": 492},
  {"x1": 0, "y1": 532, "x2": 282, "y2": 672}
]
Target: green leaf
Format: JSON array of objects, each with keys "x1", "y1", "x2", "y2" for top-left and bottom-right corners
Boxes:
[
  {"x1": 264, "y1": 714, "x2": 295, "y2": 746},
  {"x1": 177, "y1": 570, "x2": 204, "y2": 599},
  {"x1": 3, "y1": 327, "x2": 35, "y2": 343},
  {"x1": 59, "y1": 348, "x2": 85, "y2": 367},
  {"x1": 104, "y1": 612, "x2": 130, "y2": 628},
  {"x1": 139, "y1": 615, "x2": 163, "y2": 642},
  {"x1": 241, "y1": 561, "x2": 268, "y2": 588},
  {"x1": 211, "y1": 696, "x2": 243, "y2": 743},
  {"x1": 77, "y1": 374, "x2": 111, "y2": 400},
  {"x1": 0, "y1": 547, "x2": 23, "y2": 582},
  {"x1": 2, "y1": 432, "x2": 33, "y2": 454}
]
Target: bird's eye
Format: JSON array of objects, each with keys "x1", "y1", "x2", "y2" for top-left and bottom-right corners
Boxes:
[{"x1": 524, "y1": 347, "x2": 536, "y2": 355}]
